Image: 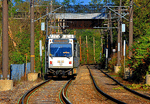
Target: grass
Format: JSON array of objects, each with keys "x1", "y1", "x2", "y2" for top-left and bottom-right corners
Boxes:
[
  {"x1": 127, "y1": 84, "x2": 150, "y2": 91},
  {"x1": 113, "y1": 87, "x2": 124, "y2": 90},
  {"x1": 109, "y1": 74, "x2": 120, "y2": 77}
]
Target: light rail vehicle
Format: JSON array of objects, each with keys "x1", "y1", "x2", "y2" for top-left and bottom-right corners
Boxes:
[{"x1": 45, "y1": 34, "x2": 80, "y2": 77}]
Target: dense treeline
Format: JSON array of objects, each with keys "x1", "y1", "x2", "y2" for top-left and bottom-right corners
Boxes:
[{"x1": 126, "y1": 0, "x2": 150, "y2": 83}]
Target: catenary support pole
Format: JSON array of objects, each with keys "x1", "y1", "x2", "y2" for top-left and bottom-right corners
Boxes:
[
  {"x1": 120, "y1": 0, "x2": 123, "y2": 58},
  {"x1": 58, "y1": 18, "x2": 60, "y2": 33},
  {"x1": 123, "y1": 40, "x2": 126, "y2": 79},
  {"x1": 86, "y1": 36, "x2": 89, "y2": 64},
  {"x1": 46, "y1": 7, "x2": 48, "y2": 38},
  {"x1": 93, "y1": 37, "x2": 95, "y2": 63},
  {"x1": 25, "y1": 54, "x2": 27, "y2": 78},
  {"x1": 2, "y1": 0, "x2": 8, "y2": 79},
  {"x1": 117, "y1": 7, "x2": 121, "y2": 66},
  {"x1": 109, "y1": 11, "x2": 113, "y2": 55},
  {"x1": 30, "y1": 0, "x2": 34, "y2": 73},
  {"x1": 54, "y1": 14, "x2": 56, "y2": 33},
  {"x1": 79, "y1": 36, "x2": 82, "y2": 62},
  {"x1": 39, "y1": 40, "x2": 42, "y2": 77},
  {"x1": 50, "y1": 0, "x2": 52, "y2": 34},
  {"x1": 129, "y1": 0, "x2": 133, "y2": 57}
]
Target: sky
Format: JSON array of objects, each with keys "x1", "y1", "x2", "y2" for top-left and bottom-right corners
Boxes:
[
  {"x1": 14, "y1": 0, "x2": 106, "y2": 6},
  {"x1": 57, "y1": 0, "x2": 92, "y2": 5},
  {"x1": 57, "y1": 0, "x2": 105, "y2": 5},
  {"x1": 56, "y1": 0, "x2": 112, "y2": 5}
]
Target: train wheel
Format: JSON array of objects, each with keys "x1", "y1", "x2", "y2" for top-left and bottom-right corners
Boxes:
[{"x1": 72, "y1": 75, "x2": 76, "y2": 80}]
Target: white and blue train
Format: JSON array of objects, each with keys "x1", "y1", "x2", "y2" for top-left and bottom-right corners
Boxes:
[{"x1": 45, "y1": 34, "x2": 80, "y2": 77}]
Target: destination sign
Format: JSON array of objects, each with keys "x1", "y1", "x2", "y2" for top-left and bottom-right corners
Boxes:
[{"x1": 53, "y1": 39, "x2": 68, "y2": 43}]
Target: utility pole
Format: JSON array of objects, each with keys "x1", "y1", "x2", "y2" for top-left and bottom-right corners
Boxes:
[
  {"x1": 120, "y1": 0, "x2": 123, "y2": 58},
  {"x1": 2, "y1": 0, "x2": 8, "y2": 79},
  {"x1": 79, "y1": 36, "x2": 82, "y2": 62},
  {"x1": 54, "y1": 14, "x2": 56, "y2": 33},
  {"x1": 1, "y1": 0, "x2": 13, "y2": 92},
  {"x1": 58, "y1": 18, "x2": 60, "y2": 33},
  {"x1": 100, "y1": 29, "x2": 103, "y2": 54},
  {"x1": 25, "y1": 54, "x2": 28, "y2": 79},
  {"x1": 107, "y1": 11, "x2": 112, "y2": 58},
  {"x1": 109, "y1": 11, "x2": 113, "y2": 55},
  {"x1": 129, "y1": 0, "x2": 133, "y2": 57},
  {"x1": 30, "y1": 0, "x2": 34, "y2": 73},
  {"x1": 86, "y1": 36, "x2": 89, "y2": 64},
  {"x1": 117, "y1": 6, "x2": 121, "y2": 66},
  {"x1": 46, "y1": 7, "x2": 49, "y2": 38},
  {"x1": 0, "y1": 31, "x2": 2, "y2": 50},
  {"x1": 50, "y1": 0, "x2": 52, "y2": 34},
  {"x1": 93, "y1": 37, "x2": 95, "y2": 63}
]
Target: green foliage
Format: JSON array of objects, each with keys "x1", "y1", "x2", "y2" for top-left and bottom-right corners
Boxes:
[
  {"x1": 75, "y1": 29, "x2": 102, "y2": 64},
  {"x1": 113, "y1": 86, "x2": 124, "y2": 90},
  {"x1": 127, "y1": 84, "x2": 150, "y2": 91},
  {"x1": 118, "y1": 67, "x2": 124, "y2": 79},
  {"x1": 148, "y1": 65, "x2": 150, "y2": 69},
  {"x1": 143, "y1": 84, "x2": 150, "y2": 90},
  {"x1": 61, "y1": 0, "x2": 70, "y2": 5},
  {"x1": 9, "y1": 32, "x2": 30, "y2": 64},
  {"x1": 108, "y1": 54, "x2": 117, "y2": 72},
  {"x1": 106, "y1": 0, "x2": 150, "y2": 83},
  {"x1": 7, "y1": 21, "x2": 44, "y2": 72},
  {"x1": 10, "y1": 51, "x2": 24, "y2": 64},
  {"x1": 126, "y1": 35, "x2": 150, "y2": 83},
  {"x1": 8, "y1": 1, "x2": 16, "y2": 17},
  {"x1": 99, "y1": 54, "x2": 105, "y2": 68}
]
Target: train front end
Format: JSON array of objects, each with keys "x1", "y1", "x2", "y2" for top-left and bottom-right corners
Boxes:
[{"x1": 46, "y1": 34, "x2": 77, "y2": 76}]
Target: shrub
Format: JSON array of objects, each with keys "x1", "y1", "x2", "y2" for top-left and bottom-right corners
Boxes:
[
  {"x1": 108, "y1": 53, "x2": 117, "y2": 72},
  {"x1": 126, "y1": 35, "x2": 150, "y2": 83}
]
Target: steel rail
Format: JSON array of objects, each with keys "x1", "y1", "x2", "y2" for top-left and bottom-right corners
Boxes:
[
  {"x1": 19, "y1": 79, "x2": 51, "y2": 104},
  {"x1": 99, "y1": 68, "x2": 150, "y2": 101},
  {"x1": 87, "y1": 66, "x2": 126, "y2": 104},
  {"x1": 60, "y1": 79, "x2": 72, "y2": 104}
]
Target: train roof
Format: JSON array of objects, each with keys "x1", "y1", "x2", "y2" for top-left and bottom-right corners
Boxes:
[{"x1": 48, "y1": 34, "x2": 76, "y2": 39}]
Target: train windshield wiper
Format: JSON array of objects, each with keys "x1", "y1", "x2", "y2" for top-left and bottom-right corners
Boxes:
[{"x1": 53, "y1": 47, "x2": 60, "y2": 56}]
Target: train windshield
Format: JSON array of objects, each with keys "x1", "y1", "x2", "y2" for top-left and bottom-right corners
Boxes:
[{"x1": 50, "y1": 44, "x2": 72, "y2": 57}]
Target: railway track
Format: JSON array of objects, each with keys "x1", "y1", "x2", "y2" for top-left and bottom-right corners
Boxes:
[
  {"x1": 18, "y1": 80, "x2": 51, "y2": 104},
  {"x1": 18, "y1": 65, "x2": 150, "y2": 104},
  {"x1": 99, "y1": 67, "x2": 150, "y2": 100},
  {"x1": 67, "y1": 65, "x2": 116, "y2": 104},
  {"x1": 87, "y1": 66, "x2": 126, "y2": 104},
  {"x1": 88, "y1": 65, "x2": 150, "y2": 104},
  {"x1": 60, "y1": 79, "x2": 72, "y2": 104},
  {"x1": 18, "y1": 78, "x2": 72, "y2": 104}
]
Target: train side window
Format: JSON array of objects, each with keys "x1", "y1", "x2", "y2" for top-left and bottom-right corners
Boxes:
[
  {"x1": 76, "y1": 43, "x2": 78, "y2": 57},
  {"x1": 74, "y1": 43, "x2": 77, "y2": 57},
  {"x1": 77, "y1": 43, "x2": 80, "y2": 57}
]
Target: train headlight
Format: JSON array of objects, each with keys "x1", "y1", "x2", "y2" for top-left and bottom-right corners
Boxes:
[
  {"x1": 61, "y1": 60, "x2": 64, "y2": 63},
  {"x1": 69, "y1": 61, "x2": 72, "y2": 64},
  {"x1": 57, "y1": 60, "x2": 60, "y2": 63},
  {"x1": 50, "y1": 61, "x2": 52, "y2": 64}
]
